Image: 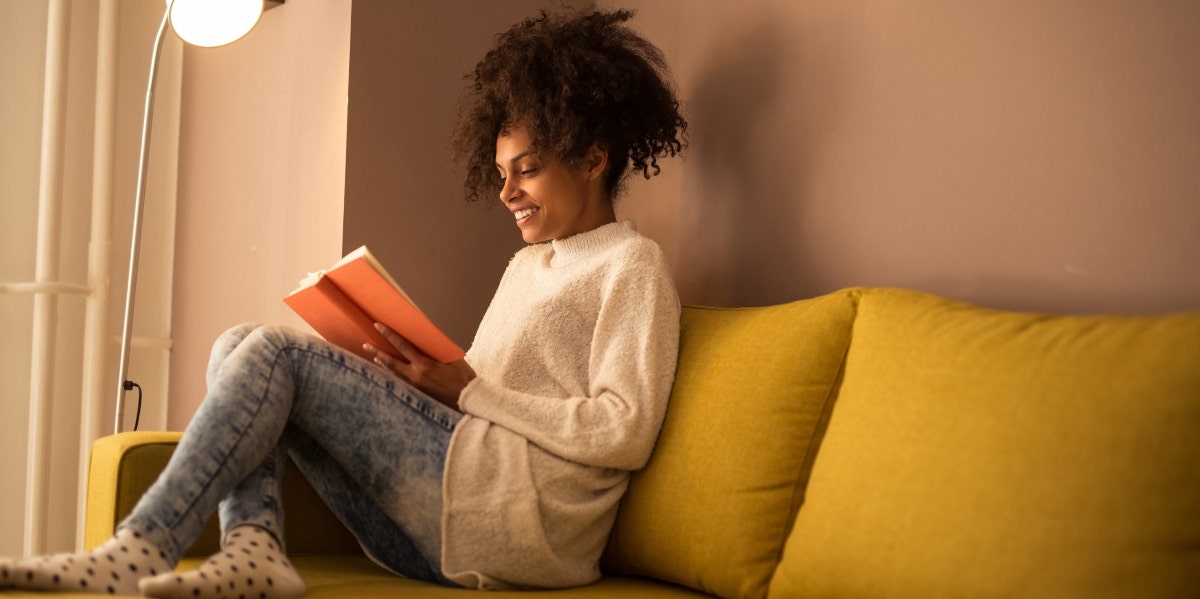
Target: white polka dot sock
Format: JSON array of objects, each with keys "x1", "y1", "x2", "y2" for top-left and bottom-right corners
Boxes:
[
  {"x1": 0, "y1": 527, "x2": 171, "y2": 595},
  {"x1": 139, "y1": 524, "x2": 305, "y2": 599}
]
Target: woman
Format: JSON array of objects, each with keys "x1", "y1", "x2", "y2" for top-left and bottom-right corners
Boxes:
[{"x1": 1, "y1": 8, "x2": 686, "y2": 595}]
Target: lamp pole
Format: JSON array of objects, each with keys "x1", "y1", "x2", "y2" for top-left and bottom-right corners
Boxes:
[{"x1": 113, "y1": 5, "x2": 172, "y2": 434}]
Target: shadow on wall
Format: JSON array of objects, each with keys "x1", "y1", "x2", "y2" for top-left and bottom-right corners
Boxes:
[{"x1": 676, "y1": 12, "x2": 846, "y2": 308}]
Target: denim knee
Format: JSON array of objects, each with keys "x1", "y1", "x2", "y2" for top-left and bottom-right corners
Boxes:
[{"x1": 207, "y1": 323, "x2": 263, "y2": 386}]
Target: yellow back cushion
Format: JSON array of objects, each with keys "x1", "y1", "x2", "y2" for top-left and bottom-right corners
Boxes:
[
  {"x1": 772, "y1": 288, "x2": 1200, "y2": 598},
  {"x1": 603, "y1": 290, "x2": 858, "y2": 599}
]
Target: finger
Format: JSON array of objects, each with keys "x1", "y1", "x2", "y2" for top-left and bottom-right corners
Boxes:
[
  {"x1": 375, "y1": 353, "x2": 398, "y2": 373},
  {"x1": 374, "y1": 323, "x2": 423, "y2": 363},
  {"x1": 363, "y1": 343, "x2": 386, "y2": 366},
  {"x1": 372, "y1": 322, "x2": 393, "y2": 343},
  {"x1": 373, "y1": 322, "x2": 406, "y2": 351},
  {"x1": 363, "y1": 343, "x2": 400, "y2": 374}
]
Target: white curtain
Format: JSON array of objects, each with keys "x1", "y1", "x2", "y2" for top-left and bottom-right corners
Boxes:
[{"x1": 0, "y1": 0, "x2": 178, "y2": 556}]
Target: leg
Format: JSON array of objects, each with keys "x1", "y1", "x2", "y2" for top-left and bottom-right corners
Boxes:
[
  {"x1": 139, "y1": 439, "x2": 304, "y2": 599},
  {"x1": 207, "y1": 323, "x2": 292, "y2": 543},
  {"x1": 148, "y1": 325, "x2": 461, "y2": 593},
  {"x1": 122, "y1": 324, "x2": 309, "y2": 561},
  {"x1": 283, "y1": 357, "x2": 459, "y2": 573},
  {"x1": 4, "y1": 324, "x2": 459, "y2": 596},
  {"x1": 285, "y1": 427, "x2": 456, "y2": 585},
  {"x1": 206, "y1": 322, "x2": 261, "y2": 388},
  {"x1": 0, "y1": 323, "x2": 272, "y2": 597},
  {"x1": 214, "y1": 325, "x2": 460, "y2": 577}
]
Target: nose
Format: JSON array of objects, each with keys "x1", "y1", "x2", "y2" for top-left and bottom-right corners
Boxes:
[{"x1": 499, "y1": 175, "x2": 519, "y2": 204}]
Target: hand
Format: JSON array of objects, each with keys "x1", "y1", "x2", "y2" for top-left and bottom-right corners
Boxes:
[{"x1": 364, "y1": 323, "x2": 476, "y2": 410}]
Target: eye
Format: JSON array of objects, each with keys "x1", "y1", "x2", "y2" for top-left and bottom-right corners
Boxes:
[{"x1": 519, "y1": 168, "x2": 538, "y2": 177}]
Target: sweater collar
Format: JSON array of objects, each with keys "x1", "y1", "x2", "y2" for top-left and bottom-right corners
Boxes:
[{"x1": 549, "y1": 220, "x2": 637, "y2": 266}]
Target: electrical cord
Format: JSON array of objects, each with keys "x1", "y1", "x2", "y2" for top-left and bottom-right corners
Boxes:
[{"x1": 123, "y1": 380, "x2": 143, "y2": 431}]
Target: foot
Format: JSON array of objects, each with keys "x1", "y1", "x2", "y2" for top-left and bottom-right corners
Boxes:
[
  {"x1": 139, "y1": 525, "x2": 305, "y2": 599},
  {"x1": 0, "y1": 527, "x2": 171, "y2": 595}
]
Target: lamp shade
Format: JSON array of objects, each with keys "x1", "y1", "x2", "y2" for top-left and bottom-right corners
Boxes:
[{"x1": 167, "y1": 0, "x2": 263, "y2": 47}]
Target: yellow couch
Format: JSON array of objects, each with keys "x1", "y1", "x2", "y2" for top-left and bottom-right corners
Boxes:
[{"x1": 26, "y1": 288, "x2": 1200, "y2": 597}]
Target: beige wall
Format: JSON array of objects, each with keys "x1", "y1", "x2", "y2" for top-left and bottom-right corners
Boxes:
[
  {"x1": 347, "y1": 0, "x2": 1200, "y2": 326},
  {"x1": 167, "y1": 0, "x2": 350, "y2": 427},
  {"x1": 610, "y1": 0, "x2": 1200, "y2": 314}
]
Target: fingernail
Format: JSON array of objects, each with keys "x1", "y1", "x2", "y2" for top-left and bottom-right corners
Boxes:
[{"x1": 374, "y1": 322, "x2": 385, "y2": 333}]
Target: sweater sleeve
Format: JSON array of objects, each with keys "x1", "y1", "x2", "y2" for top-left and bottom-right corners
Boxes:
[{"x1": 457, "y1": 259, "x2": 680, "y2": 471}]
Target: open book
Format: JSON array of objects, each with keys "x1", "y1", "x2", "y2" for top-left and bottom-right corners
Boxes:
[{"x1": 283, "y1": 246, "x2": 465, "y2": 363}]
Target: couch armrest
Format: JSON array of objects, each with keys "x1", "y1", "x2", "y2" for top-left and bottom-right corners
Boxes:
[
  {"x1": 85, "y1": 431, "x2": 362, "y2": 557},
  {"x1": 85, "y1": 432, "x2": 206, "y2": 551}
]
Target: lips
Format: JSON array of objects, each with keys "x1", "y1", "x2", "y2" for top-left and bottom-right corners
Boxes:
[{"x1": 513, "y1": 206, "x2": 539, "y2": 220}]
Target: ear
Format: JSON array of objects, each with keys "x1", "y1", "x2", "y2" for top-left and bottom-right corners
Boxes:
[{"x1": 583, "y1": 145, "x2": 608, "y2": 181}]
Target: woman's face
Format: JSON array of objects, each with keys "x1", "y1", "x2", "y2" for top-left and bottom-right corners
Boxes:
[{"x1": 495, "y1": 126, "x2": 614, "y2": 244}]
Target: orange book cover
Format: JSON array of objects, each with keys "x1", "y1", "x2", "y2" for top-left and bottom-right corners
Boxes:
[{"x1": 283, "y1": 246, "x2": 466, "y2": 363}]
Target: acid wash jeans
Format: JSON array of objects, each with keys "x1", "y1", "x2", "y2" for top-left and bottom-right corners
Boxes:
[{"x1": 120, "y1": 323, "x2": 461, "y2": 585}]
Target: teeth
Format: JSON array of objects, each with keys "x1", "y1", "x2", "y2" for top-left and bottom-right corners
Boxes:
[{"x1": 514, "y1": 207, "x2": 539, "y2": 219}]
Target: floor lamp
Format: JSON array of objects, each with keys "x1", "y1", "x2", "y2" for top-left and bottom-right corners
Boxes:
[{"x1": 114, "y1": 0, "x2": 275, "y2": 433}]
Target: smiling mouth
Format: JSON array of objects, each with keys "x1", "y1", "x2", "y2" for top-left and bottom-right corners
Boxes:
[{"x1": 514, "y1": 207, "x2": 539, "y2": 220}]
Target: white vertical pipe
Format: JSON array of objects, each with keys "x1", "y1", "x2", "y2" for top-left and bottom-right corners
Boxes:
[
  {"x1": 25, "y1": 0, "x2": 71, "y2": 557},
  {"x1": 76, "y1": 0, "x2": 119, "y2": 550}
]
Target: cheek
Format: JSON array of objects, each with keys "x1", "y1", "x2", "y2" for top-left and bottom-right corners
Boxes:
[{"x1": 545, "y1": 177, "x2": 587, "y2": 208}]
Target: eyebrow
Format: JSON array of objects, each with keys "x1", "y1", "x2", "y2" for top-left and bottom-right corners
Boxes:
[{"x1": 496, "y1": 150, "x2": 535, "y2": 168}]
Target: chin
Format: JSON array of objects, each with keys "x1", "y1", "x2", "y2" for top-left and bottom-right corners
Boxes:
[{"x1": 520, "y1": 229, "x2": 546, "y2": 244}]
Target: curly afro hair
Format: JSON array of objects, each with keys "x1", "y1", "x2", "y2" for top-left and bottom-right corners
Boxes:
[{"x1": 452, "y1": 8, "x2": 687, "y2": 203}]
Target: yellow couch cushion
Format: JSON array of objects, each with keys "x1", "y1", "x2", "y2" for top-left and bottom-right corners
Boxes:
[
  {"x1": 771, "y1": 288, "x2": 1200, "y2": 598},
  {"x1": 0, "y1": 556, "x2": 711, "y2": 599},
  {"x1": 604, "y1": 290, "x2": 858, "y2": 599}
]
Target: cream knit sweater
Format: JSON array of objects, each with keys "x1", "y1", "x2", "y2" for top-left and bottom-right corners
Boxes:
[{"x1": 441, "y1": 221, "x2": 680, "y2": 589}]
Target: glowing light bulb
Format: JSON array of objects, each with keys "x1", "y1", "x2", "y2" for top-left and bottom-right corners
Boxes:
[{"x1": 167, "y1": 0, "x2": 263, "y2": 48}]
